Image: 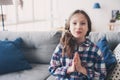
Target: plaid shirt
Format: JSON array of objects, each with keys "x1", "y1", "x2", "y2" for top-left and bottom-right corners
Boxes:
[{"x1": 49, "y1": 38, "x2": 106, "y2": 80}]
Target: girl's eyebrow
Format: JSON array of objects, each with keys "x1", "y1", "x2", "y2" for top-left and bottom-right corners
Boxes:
[{"x1": 80, "y1": 20, "x2": 87, "y2": 22}]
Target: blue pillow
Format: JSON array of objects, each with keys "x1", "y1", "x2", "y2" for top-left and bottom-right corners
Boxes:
[
  {"x1": 96, "y1": 37, "x2": 117, "y2": 74},
  {"x1": 0, "y1": 38, "x2": 32, "y2": 74}
]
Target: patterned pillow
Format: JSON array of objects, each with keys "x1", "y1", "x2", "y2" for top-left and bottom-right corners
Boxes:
[{"x1": 108, "y1": 44, "x2": 120, "y2": 79}]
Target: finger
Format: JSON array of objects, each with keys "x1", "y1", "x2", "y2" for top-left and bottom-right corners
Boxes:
[
  {"x1": 73, "y1": 57, "x2": 78, "y2": 62},
  {"x1": 73, "y1": 58, "x2": 77, "y2": 65},
  {"x1": 74, "y1": 52, "x2": 79, "y2": 61},
  {"x1": 73, "y1": 58, "x2": 78, "y2": 66},
  {"x1": 74, "y1": 52, "x2": 79, "y2": 57}
]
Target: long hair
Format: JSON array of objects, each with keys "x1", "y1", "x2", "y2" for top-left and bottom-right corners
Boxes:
[{"x1": 60, "y1": 10, "x2": 92, "y2": 58}]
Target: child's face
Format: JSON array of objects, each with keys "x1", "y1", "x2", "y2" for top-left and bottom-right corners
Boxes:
[{"x1": 69, "y1": 13, "x2": 88, "y2": 41}]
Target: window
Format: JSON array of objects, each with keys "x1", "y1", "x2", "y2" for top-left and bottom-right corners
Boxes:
[{"x1": 0, "y1": 0, "x2": 53, "y2": 31}]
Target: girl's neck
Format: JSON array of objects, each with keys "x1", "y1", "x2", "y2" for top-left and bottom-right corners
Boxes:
[{"x1": 76, "y1": 37, "x2": 86, "y2": 44}]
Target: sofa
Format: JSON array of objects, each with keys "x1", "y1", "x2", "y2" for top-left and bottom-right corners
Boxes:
[
  {"x1": 0, "y1": 30, "x2": 61, "y2": 80},
  {"x1": 0, "y1": 30, "x2": 120, "y2": 80}
]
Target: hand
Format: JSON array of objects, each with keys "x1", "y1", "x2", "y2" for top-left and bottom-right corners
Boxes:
[
  {"x1": 74, "y1": 52, "x2": 87, "y2": 75},
  {"x1": 67, "y1": 58, "x2": 76, "y2": 74},
  {"x1": 74, "y1": 52, "x2": 82, "y2": 72}
]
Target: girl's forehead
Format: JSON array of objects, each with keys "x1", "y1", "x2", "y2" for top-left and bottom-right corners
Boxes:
[{"x1": 70, "y1": 13, "x2": 87, "y2": 21}]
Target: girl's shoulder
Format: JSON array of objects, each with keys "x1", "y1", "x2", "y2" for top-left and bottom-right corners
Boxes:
[
  {"x1": 86, "y1": 38, "x2": 100, "y2": 52},
  {"x1": 54, "y1": 43, "x2": 63, "y2": 54},
  {"x1": 86, "y1": 38, "x2": 97, "y2": 47}
]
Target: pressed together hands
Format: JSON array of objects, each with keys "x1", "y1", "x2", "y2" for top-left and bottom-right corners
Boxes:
[{"x1": 67, "y1": 52, "x2": 87, "y2": 75}]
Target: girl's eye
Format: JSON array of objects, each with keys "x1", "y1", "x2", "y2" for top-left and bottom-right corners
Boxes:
[
  {"x1": 73, "y1": 22, "x2": 77, "y2": 25},
  {"x1": 80, "y1": 22, "x2": 86, "y2": 25}
]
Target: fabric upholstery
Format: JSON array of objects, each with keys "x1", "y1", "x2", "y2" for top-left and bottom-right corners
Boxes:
[
  {"x1": 0, "y1": 31, "x2": 61, "y2": 80},
  {"x1": 0, "y1": 31, "x2": 120, "y2": 80},
  {"x1": 47, "y1": 75, "x2": 56, "y2": 80},
  {"x1": 0, "y1": 31, "x2": 61, "y2": 64},
  {"x1": 96, "y1": 36, "x2": 117, "y2": 74},
  {"x1": 108, "y1": 44, "x2": 120, "y2": 79},
  {"x1": 0, "y1": 38, "x2": 31, "y2": 74},
  {"x1": 0, "y1": 64, "x2": 50, "y2": 80},
  {"x1": 88, "y1": 32, "x2": 120, "y2": 51}
]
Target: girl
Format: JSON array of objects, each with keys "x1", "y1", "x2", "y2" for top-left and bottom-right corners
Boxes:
[{"x1": 49, "y1": 10, "x2": 106, "y2": 80}]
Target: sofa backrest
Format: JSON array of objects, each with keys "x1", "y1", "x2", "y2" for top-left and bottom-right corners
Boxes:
[
  {"x1": 88, "y1": 32, "x2": 120, "y2": 51},
  {"x1": 0, "y1": 31, "x2": 119, "y2": 64},
  {"x1": 0, "y1": 31, "x2": 62, "y2": 64}
]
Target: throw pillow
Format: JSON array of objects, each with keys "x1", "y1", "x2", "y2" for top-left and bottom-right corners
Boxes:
[
  {"x1": 0, "y1": 38, "x2": 32, "y2": 74},
  {"x1": 108, "y1": 43, "x2": 120, "y2": 79},
  {"x1": 96, "y1": 36, "x2": 117, "y2": 74}
]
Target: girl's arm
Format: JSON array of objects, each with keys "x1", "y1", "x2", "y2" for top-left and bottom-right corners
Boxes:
[
  {"x1": 87, "y1": 50, "x2": 107, "y2": 79},
  {"x1": 48, "y1": 44, "x2": 68, "y2": 77}
]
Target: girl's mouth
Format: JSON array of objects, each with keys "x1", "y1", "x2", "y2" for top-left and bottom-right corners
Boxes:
[{"x1": 76, "y1": 31, "x2": 82, "y2": 34}]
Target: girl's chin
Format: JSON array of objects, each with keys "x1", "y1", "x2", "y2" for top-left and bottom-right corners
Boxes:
[{"x1": 74, "y1": 35, "x2": 82, "y2": 38}]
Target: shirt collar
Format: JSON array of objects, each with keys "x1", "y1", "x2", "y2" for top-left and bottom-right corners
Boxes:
[{"x1": 78, "y1": 38, "x2": 92, "y2": 47}]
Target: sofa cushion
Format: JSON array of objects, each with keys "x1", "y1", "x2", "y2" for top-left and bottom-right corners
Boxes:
[
  {"x1": 0, "y1": 64, "x2": 50, "y2": 80},
  {"x1": 0, "y1": 38, "x2": 32, "y2": 74},
  {"x1": 0, "y1": 31, "x2": 61, "y2": 64},
  {"x1": 107, "y1": 43, "x2": 120, "y2": 79},
  {"x1": 47, "y1": 75, "x2": 56, "y2": 80},
  {"x1": 88, "y1": 32, "x2": 120, "y2": 51},
  {"x1": 96, "y1": 36, "x2": 117, "y2": 73},
  {"x1": 22, "y1": 31, "x2": 62, "y2": 64}
]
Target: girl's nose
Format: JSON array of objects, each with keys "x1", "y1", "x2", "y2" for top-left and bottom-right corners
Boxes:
[{"x1": 77, "y1": 24, "x2": 82, "y2": 28}]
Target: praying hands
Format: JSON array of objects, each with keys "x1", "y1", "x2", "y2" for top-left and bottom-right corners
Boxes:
[{"x1": 67, "y1": 52, "x2": 87, "y2": 75}]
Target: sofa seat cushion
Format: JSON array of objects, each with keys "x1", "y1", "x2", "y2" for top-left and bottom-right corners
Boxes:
[
  {"x1": 47, "y1": 75, "x2": 56, "y2": 80},
  {"x1": 0, "y1": 64, "x2": 50, "y2": 80}
]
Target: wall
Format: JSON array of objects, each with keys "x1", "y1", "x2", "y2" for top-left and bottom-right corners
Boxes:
[
  {"x1": 52, "y1": 0, "x2": 120, "y2": 32},
  {"x1": 0, "y1": 0, "x2": 120, "y2": 32}
]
